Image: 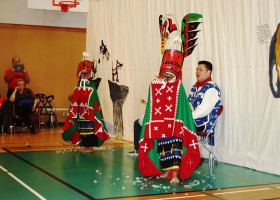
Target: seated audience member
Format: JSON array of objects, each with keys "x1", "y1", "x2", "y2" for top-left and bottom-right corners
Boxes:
[
  {"x1": 4, "y1": 57, "x2": 30, "y2": 98},
  {"x1": 0, "y1": 96, "x2": 14, "y2": 133},
  {"x1": 188, "y1": 60, "x2": 222, "y2": 145},
  {"x1": 9, "y1": 78, "x2": 38, "y2": 134}
]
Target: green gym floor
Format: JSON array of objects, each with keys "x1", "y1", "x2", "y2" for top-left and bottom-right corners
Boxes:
[{"x1": 1, "y1": 128, "x2": 280, "y2": 199}]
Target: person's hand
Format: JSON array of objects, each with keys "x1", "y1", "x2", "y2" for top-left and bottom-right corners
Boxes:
[
  {"x1": 32, "y1": 104, "x2": 37, "y2": 112},
  {"x1": 141, "y1": 99, "x2": 147, "y2": 105},
  {"x1": 11, "y1": 67, "x2": 15, "y2": 72},
  {"x1": 32, "y1": 102, "x2": 37, "y2": 112},
  {"x1": 23, "y1": 68, "x2": 27, "y2": 73},
  {"x1": 32, "y1": 99, "x2": 39, "y2": 112}
]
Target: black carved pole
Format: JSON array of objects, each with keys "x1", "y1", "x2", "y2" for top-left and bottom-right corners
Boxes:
[{"x1": 108, "y1": 80, "x2": 129, "y2": 138}]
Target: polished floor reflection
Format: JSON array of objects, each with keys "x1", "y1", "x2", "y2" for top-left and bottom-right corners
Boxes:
[{"x1": 1, "y1": 127, "x2": 280, "y2": 199}]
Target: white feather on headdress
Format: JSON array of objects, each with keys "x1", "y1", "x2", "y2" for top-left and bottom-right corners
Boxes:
[{"x1": 82, "y1": 52, "x2": 89, "y2": 60}]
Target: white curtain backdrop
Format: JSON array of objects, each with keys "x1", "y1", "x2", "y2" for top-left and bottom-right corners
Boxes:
[{"x1": 86, "y1": 0, "x2": 280, "y2": 176}]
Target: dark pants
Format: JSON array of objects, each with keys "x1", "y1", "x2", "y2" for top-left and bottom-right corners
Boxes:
[
  {"x1": 0, "y1": 100, "x2": 14, "y2": 133},
  {"x1": 15, "y1": 105, "x2": 33, "y2": 127},
  {"x1": 134, "y1": 119, "x2": 142, "y2": 150}
]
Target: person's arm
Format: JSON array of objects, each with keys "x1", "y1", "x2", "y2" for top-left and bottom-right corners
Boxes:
[
  {"x1": 192, "y1": 87, "x2": 219, "y2": 119},
  {"x1": 23, "y1": 69, "x2": 30, "y2": 84},
  {"x1": 4, "y1": 68, "x2": 14, "y2": 83},
  {"x1": 32, "y1": 98, "x2": 39, "y2": 112},
  {"x1": 9, "y1": 87, "x2": 18, "y2": 102},
  {"x1": 27, "y1": 88, "x2": 38, "y2": 111}
]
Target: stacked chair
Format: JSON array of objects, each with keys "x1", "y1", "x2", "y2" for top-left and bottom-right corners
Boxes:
[{"x1": 35, "y1": 94, "x2": 58, "y2": 129}]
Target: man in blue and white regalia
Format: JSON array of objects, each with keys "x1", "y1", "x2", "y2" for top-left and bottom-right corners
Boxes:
[{"x1": 188, "y1": 60, "x2": 222, "y2": 146}]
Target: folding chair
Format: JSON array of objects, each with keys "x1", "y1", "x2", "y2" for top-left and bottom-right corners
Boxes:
[
  {"x1": 35, "y1": 94, "x2": 57, "y2": 129},
  {"x1": 36, "y1": 94, "x2": 54, "y2": 115},
  {"x1": 196, "y1": 105, "x2": 223, "y2": 164}
]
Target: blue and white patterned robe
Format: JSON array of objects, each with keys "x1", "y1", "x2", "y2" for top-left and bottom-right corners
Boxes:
[{"x1": 189, "y1": 81, "x2": 221, "y2": 145}]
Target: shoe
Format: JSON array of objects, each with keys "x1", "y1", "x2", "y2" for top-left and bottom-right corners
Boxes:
[
  {"x1": 128, "y1": 150, "x2": 138, "y2": 156},
  {"x1": 30, "y1": 126, "x2": 36, "y2": 134}
]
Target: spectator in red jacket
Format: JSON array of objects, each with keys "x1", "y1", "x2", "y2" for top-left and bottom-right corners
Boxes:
[{"x1": 4, "y1": 57, "x2": 30, "y2": 98}]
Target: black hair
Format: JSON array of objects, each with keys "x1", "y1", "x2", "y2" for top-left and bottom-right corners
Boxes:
[{"x1": 198, "y1": 60, "x2": 213, "y2": 73}]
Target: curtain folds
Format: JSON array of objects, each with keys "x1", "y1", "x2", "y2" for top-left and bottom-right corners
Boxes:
[{"x1": 86, "y1": 0, "x2": 280, "y2": 175}]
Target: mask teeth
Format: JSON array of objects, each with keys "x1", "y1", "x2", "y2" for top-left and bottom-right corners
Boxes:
[{"x1": 79, "y1": 79, "x2": 90, "y2": 90}]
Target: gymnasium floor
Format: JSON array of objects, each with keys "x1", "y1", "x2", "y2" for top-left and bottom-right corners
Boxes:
[{"x1": 1, "y1": 127, "x2": 280, "y2": 200}]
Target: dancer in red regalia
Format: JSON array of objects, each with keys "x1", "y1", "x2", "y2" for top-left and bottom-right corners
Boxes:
[
  {"x1": 138, "y1": 13, "x2": 203, "y2": 183},
  {"x1": 62, "y1": 53, "x2": 109, "y2": 152}
]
